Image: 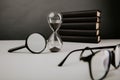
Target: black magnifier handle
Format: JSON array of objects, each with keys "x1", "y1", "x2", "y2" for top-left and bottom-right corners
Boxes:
[{"x1": 8, "y1": 45, "x2": 26, "y2": 52}]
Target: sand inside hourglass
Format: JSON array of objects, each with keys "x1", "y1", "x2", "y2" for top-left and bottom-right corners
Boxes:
[{"x1": 49, "y1": 19, "x2": 61, "y2": 30}]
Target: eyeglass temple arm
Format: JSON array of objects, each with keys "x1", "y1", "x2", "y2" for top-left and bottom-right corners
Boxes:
[
  {"x1": 58, "y1": 45, "x2": 116, "y2": 67},
  {"x1": 80, "y1": 45, "x2": 116, "y2": 61},
  {"x1": 8, "y1": 45, "x2": 26, "y2": 53},
  {"x1": 87, "y1": 45, "x2": 116, "y2": 50},
  {"x1": 58, "y1": 49, "x2": 83, "y2": 66}
]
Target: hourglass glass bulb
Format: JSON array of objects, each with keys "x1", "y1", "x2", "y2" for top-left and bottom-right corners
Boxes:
[{"x1": 48, "y1": 12, "x2": 62, "y2": 31}]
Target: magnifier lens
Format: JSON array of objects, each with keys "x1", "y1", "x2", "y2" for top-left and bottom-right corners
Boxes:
[{"x1": 27, "y1": 33, "x2": 46, "y2": 53}]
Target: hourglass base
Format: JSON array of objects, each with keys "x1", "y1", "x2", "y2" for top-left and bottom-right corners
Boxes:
[{"x1": 49, "y1": 47, "x2": 60, "y2": 52}]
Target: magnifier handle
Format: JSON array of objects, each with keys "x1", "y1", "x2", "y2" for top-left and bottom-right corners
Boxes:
[{"x1": 8, "y1": 45, "x2": 26, "y2": 52}]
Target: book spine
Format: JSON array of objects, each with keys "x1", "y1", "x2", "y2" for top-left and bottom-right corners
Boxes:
[
  {"x1": 61, "y1": 10, "x2": 101, "y2": 18},
  {"x1": 61, "y1": 36, "x2": 100, "y2": 43},
  {"x1": 59, "y1": 29, "x2": 99, "y2": 36},
  {"x1": 60, "y1": 23, "x2": 100, "y2": 30},
  {"x1": 62, "y1": 17, "x2": 100, "y2": 23}
]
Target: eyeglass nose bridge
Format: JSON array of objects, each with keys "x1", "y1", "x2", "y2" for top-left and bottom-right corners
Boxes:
[{"x1": 110, "y1": 51, "x2": 115, "y2": 67}]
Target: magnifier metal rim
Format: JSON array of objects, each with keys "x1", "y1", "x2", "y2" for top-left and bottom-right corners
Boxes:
[{"x1": 25, "y1": 33, "x2": 47, "y2": 54}]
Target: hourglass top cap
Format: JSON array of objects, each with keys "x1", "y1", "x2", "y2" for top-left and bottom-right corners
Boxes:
[{"x1": 48, "y1": 12, "x2": 62, "y2": 23}]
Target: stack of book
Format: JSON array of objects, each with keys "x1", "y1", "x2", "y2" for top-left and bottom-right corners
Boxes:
[{"x1": 59, "y1": 10, "x2": 101, "y2": 43}]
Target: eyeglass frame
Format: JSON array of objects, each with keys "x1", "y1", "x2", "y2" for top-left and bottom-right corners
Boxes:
[{"x1": 58, "y1": 44, "x2": 120, "y2": 80}]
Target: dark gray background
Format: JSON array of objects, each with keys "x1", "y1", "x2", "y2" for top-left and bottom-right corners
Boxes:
[{"x1": 0, "y1": 0, "x2": 119, "y2": 40}]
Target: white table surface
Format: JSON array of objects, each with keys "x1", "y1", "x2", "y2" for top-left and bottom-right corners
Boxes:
[{"x1": 0, "y1": 40, "x2": 120, "y2": 80}]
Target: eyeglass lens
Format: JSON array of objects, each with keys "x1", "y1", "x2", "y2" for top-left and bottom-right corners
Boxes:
[{"x1": 91, "y1": 50, "x2": 110, "y2": 80}]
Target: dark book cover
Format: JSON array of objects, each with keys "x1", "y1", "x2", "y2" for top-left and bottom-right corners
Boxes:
[
  {"x1": 60, "y1": 23, "x2": 100, "y2": 30},
  {"x1": 62, "y1": 17, "x2": 100, "y2": 23},
  {"x1": 61, "y1": 10, "x2": 101, "y2": 18},
  {"x1": 61, "y1": 35, "x2": 100, "y2": 43},
  {"x1": 59, "y1": 29, "x2": 99, "y2": 36}
]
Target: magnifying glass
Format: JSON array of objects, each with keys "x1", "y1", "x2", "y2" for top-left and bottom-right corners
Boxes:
[{"x1": 8, "y1": 33, "x2": 47, "y2": 54}]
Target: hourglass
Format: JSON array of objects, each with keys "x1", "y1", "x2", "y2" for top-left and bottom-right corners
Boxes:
[{"x1": 47, "y1": 12, "x2": 63, "y2": 52}]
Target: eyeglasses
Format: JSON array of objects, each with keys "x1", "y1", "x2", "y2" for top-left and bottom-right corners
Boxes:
[{"x1": 58, "y1": 44, "x2": 120, "y2": 80}]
